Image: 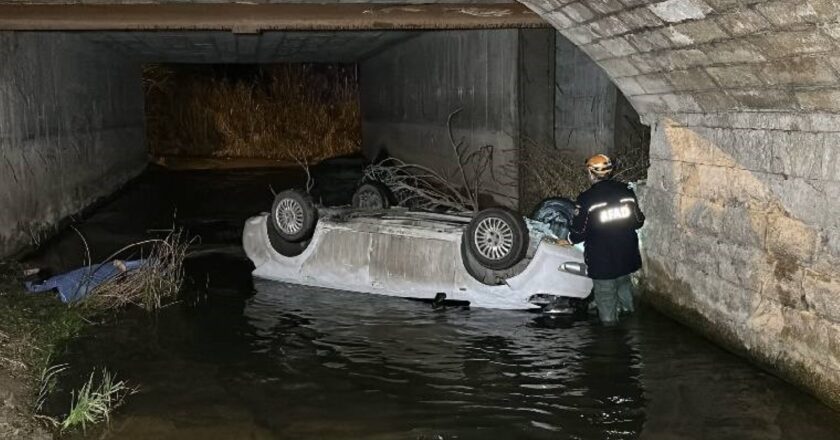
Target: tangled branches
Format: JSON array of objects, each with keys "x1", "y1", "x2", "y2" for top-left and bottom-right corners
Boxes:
[
  {"x1": 363, "y1": 158, "x2": 476, "y2": 212},
  {"x1": 519, "y1": 139, "x2": 650, "y2": 213},
  {"x1": 361, "y1": 109, "x2": 500, "y2": 213}
]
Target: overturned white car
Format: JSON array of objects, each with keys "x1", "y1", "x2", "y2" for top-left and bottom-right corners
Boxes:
[{"x1": 243, "y1": 188, "x2": 593, "y2": 311}]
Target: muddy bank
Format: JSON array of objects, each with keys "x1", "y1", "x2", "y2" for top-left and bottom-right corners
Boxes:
[
  {"x1": 0, "y1": 263, "x2": 82, "y2": 439},
  {"x1": 0, "y1": 369, "x2": 49, "y2": 439}
]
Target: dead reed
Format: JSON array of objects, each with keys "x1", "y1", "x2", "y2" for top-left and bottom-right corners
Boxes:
[
  {"x1": 519, "y1": 141, "x2": 649, "y2": 214},
  {"x1": 81, "y1": 230, "x2": 189, "y2": 312},
  {"x1": 144, "y1": 64, "x2": 361, "y2": 163}
]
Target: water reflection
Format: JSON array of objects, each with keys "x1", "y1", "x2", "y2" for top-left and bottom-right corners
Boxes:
[
  {"x1": 56, "y1": 271, "x2": 840, "y2": 440},
  {"x1": 36, "y1": 168, "x2": 840, "y2": 439},
  {"x1": 229, "y1": 282, "x2": 642, "y2": 439}
]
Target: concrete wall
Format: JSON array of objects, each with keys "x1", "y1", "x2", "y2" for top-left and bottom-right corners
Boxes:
[
  {"x1": 519, "y1": 28, "x2": 555, "y2": 151},
  {"x1": 555, "y1": 33, "x2": 617, "y2": 159},
  {"x1": 554, "y1": 32, "x2": 647, "y2": 160},
  {"x1": 361, "y1": 30, "x2": 552, "y2": 208},
  {"x1": 0, "y1": 32, "x2": 146, "y2": 257},
  {"x1": 518, "y1": 0, "x2": 840, "y2": 409}
]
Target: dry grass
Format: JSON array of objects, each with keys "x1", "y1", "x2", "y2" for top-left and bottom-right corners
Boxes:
[
  {"x1": 145, "y1": 64, "x2": 361, "y2": 163},
  {"x1": 519, "y1": 141, "x2": 649, "y2": 214},
  {"x1": 80, "y1": 230, "x2": 189, "y2": 312}
]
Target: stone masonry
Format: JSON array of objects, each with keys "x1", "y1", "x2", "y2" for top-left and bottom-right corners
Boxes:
[{"x1": 516, "y1": 0, "x2": 840, "y2": 410}]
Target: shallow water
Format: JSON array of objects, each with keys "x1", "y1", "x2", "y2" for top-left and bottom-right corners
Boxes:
[
  {"x1": 35, "y1": 167, "x2": 840, "y2": 439},
  {"x1": 57, "y1": 280, "x2": 840, "y2": 440}
]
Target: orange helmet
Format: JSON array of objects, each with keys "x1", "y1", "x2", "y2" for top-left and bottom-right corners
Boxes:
[{"x1": 585, "y1": 154, "x2": 613, "y2": 178}]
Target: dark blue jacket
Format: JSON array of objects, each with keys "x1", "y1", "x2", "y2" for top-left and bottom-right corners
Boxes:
[{"x1": 569, "y1": 180, "x2": 645, "y2": 280}]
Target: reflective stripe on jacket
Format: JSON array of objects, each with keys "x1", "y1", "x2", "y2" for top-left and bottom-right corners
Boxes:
[{"x1": 568, "y1": 179, "x2": 645, "y2": 280}]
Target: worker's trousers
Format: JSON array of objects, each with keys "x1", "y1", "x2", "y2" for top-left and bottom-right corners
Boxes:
[{"x1": 592, "y1": 274, "x2": 635, "y2": 325}]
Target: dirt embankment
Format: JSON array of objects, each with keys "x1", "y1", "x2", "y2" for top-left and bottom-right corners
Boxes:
[
  {"x1": 0, "y1": 263, "x2": 83, "y2": 439},
  {"x1": 0, "y1": 369, "x2": 49, "y2": 439}
]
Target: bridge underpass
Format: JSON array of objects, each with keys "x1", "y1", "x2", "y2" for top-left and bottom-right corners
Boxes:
[{"x1": 1, "y1": 0, "x2": 839, "y2": 419}]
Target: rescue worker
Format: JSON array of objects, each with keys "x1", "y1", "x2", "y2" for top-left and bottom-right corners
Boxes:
[{"x1": 568, "y1": 154, "x2": 645, "y2": 325}]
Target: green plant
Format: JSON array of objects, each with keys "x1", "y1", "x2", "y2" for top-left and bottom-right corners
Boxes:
[
  {"x1": 60, "y1": 368, "x2": 133, "y2": 433},
  {"x1": 0, "y1": 262, "x2": 87, "y2": 373},
  {"x1": 34, "y1": 361, "x2": 68, "y2": 414}
]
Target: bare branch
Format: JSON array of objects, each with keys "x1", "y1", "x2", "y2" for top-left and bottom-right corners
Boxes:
[
  {"x1": 362, "y1": 107, "x2": 505, "y2": 213},
  {"x1": 288, "y1": 146, "x2": 315, "y2": 194}
]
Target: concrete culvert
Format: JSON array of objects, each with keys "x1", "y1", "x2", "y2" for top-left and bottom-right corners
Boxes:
[{"x1": 3, "y1": 0, "x2": 840, "y2": 436}]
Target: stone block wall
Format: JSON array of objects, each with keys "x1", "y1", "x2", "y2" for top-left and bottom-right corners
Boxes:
[
  {"x1": 524, "y1": 0, "x2": 840, "y2": 116},
  {"x1": 638, "y1": 113, "x2": 840, "y2": 409},
  {"x1": 517, "y1": 0, "x2": 840, "y2": 409},
  {"x1": 0, "y1": 32, "x2": 146, "y2": 257}
]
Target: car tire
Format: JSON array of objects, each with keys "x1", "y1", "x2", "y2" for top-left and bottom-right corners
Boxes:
[
  {"x1": 351, "y1": 181, "x2": 393, "y2": 209},
  {"x1": 464, "y1": 207, "x2": 529, "y2": 271},
  {"x1": 460, "y1": 238, "x2": 503, "y2": 285},
  {"x1": 270, "y1": 189, "x2": 318, "y2": 243},
  {"x1": 266, "y1": 219, "x2": 310, "y2": 257}
]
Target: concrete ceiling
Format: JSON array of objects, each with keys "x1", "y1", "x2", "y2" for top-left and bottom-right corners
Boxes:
[
  {"x1": 0, "y1": 3, "x2": 545, "y2": 32},
  {"x1": 3, "y1": 3, "x2": 548, "y2": 65},
  {"x1": 86, "y1": 30, "x2": 420, "y2": 63}
]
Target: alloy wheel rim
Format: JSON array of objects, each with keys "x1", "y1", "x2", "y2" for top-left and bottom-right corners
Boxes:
[
  {"x1": 473, "y1": 217, "x2": 513, "y2": 260},
  {"x1": 275, "y1": 198, "x2": 305, "y2": 235}
]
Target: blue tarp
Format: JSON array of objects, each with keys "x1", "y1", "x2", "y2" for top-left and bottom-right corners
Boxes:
[{"x1": 25, "y1": 260, "x2": 144, "y2": 304}]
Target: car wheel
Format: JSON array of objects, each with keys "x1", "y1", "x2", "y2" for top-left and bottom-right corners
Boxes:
[
  {"x1": 460, "y1": 238, "x2": 503, "y2": 285},
  {"x1": 351, "y1": 181, "x2": 393, "y2": 209},
  {"x1": 266, "y1": 218, "x2": 310, "y2": 257},
  {"x1": 271, "y1": 189, "x2": 317, "y2": 242},
  {"x1": 464, "y1": 207, "x2": 528, "y2": 271}
]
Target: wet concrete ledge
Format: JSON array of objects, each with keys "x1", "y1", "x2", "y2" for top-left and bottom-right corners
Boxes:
[{"x1": 152, "y1": 156, "x2": 295, "y2": 171}]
